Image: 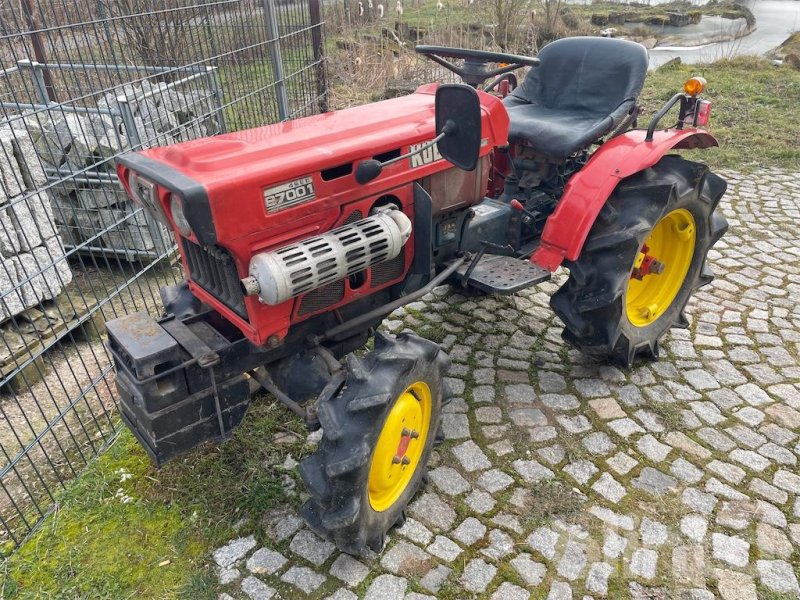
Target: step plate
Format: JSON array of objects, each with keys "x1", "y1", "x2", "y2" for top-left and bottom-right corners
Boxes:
[{"x1": 457, "y1": 254, "x2": 551, "y2": 295}]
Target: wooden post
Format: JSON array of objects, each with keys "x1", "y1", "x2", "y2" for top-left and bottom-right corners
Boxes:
[{"x1": 20, "y1": 0, "x2": 57, "y2": 102}]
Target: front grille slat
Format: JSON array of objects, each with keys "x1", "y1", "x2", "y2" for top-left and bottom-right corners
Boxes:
[{"x1": 182, "y1": 238, "x2": 248, "y2": 320}]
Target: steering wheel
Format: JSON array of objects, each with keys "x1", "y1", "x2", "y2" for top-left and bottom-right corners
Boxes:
[{"x1": 415, "y1": 45, "x2": 539, "y2": 88}]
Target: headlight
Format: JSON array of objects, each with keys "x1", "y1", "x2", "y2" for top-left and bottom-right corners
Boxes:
[
  {"x1": 128, "y1": 171, "x2": 168, "y2": 225},
  {"x1": 170, "y1": 193, "x2": 192, "y2": 237}
]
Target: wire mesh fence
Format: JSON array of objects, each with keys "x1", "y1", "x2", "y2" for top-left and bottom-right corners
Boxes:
[{"x1": 0, "y1": 0, "x2": 326, "y2": 552}]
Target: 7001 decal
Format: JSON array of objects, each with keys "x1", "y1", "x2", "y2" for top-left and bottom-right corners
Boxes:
[{"x1": 264, "y1": 176, "x2": 316, "y2": 213}]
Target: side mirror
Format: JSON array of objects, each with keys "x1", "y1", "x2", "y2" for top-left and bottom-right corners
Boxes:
[{"x1": 435, "y1": 84, "x2": 482, "y2": 171}]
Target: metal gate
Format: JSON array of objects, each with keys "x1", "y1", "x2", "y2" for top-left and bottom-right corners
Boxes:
[{"x1": 0, "y1": 0, "x2": 326, "y2": 552}]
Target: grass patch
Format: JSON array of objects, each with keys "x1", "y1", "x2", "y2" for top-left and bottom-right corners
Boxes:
[
  {"x1": 517, "y1": 480, "x2": 584, "y2": 530},
  {"x1": 640, "y1": 56, "x2": 800, "y2": 171},
  {"x1": 1, "y1": 398, "x2": 307, "y2": 599}
]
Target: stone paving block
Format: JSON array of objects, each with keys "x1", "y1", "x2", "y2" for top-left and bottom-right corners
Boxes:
[
  {"x1": 419, "y1": 564, "x2": 451, "y2": 593},
  {"x1": 240, "y1": 575, "x2": 276, "y2": 600},
  {"x1": 408, "y1": 493, "x2": 456, "y2": 531},
  {"x1": 712, "y1": 532, "x2": 750, "y2": 567},
  {"x1": 490, "y1": 582, "x2": 529, "y2": 600},
  {"x1": 280, "y1": 565, "x2": 326, "y2": 594},
  {"x1": 426, "y1": 535, "x2": 461, "y2": 561},
  {"x1": 213, "y1": 535, "x2": 257, "y2": 568},
  {"x1": 556, "y1": 539, "x2": 587, "y2": 581},
  {"x1": 380, "y1": 541, "x2": 432, "y2": 576},
  {"x1": 364, "y1": 574, "x2": 407, "y2": 600},
  {"x1": 632, "y1": 467, "x2": 678, "y2": 495},
  {"x1": 510, "y1": 553, "x2": 546, "y2": 586},
  {"x1": 512, "y1": 458, "x2": 555, "y2": 483},
  {"x1": 630, "y1": 548, "x2": 658, "y2": 579},
  {"x1": 452, "y1": 440, "x2": 491, "y2": 472},
  {"x1": 329, "y1": 554, "x2": 369, "y2": 587},
  {"x1": 428, "y1": 466, "x2": 470, "y2": 495},
  {"x1": 461, "y1": 558, "x2": 496, "y2": 593},
  {"x1": 289, "y1": 530, "x2": 335, "y2": 566},
  {"x1": 527, "y1": 526, "x2": 559, "y2": 560},
  {"x1": 715, "y1": 568, "x2": 758, "y2": 600},
  {"x1": 246, "y1": 548, "x2": 286, "y2": 575}
]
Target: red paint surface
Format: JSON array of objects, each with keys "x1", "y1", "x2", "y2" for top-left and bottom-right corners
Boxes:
[
  {"x1": 532, "y1": 128, "x2": 718, "y2": 271},
  {"x1": 119, "y1": 86, "x2": 509, "y2": 346}
]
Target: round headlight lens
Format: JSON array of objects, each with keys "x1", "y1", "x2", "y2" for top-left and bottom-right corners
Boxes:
[{"x1": 170, "y1": 193, "x2": 192, "y2": 237}]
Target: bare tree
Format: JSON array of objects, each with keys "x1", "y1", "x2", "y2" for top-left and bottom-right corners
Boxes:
[
  {"x1": 537, "y1": 0, "x2": 563, "y2": 41},
  {"x1": 98, "y1": 0, "x2": 205, "y2": 68},
  {"x1": 486, "y1": 0, "x2": 530, "y2": 51}
]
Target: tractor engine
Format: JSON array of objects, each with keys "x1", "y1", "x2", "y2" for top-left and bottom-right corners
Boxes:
[{"x1": 109, "y1": 84, "x2": 509, "y2": 464}]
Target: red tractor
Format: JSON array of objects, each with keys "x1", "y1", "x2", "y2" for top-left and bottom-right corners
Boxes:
[{"x1": 106, "y1": 37, "x2": 727, "y2": 555}]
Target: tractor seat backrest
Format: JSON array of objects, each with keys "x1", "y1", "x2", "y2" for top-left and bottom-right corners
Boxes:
[{"x1": 510, "y1": 36, "x2": 648, "y2": 120}]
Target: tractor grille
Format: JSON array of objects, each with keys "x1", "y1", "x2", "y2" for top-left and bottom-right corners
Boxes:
[
  {"x1": 297, "y1": 280, "x2": 345, "y2": 316},
  {"x1": 181, "y1": 238, "x2": 248, "y2": 320},
  {"x1": 342, "y1": 210, "x2": 362, "y2": 225},
  {"x1": 372, "y1": 247, "x2": 405, "y2": 287}
]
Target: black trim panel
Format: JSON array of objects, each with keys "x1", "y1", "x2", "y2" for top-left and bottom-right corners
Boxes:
[{"x1": 118, "y1": 152, "x2": 217, "y2": 245}]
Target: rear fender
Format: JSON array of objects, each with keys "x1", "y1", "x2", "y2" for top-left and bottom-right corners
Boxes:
[{"x1": 532, "y1": 128, "x2": 718, "y2": 271}]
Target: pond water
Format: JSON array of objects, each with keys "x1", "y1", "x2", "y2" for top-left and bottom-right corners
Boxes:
[
  {"x1": 569, "y1": 0, "x2": 800, "y2": 67},
  {"x1": 649, "y1": 0, "x2": 800, "y2": 66}
]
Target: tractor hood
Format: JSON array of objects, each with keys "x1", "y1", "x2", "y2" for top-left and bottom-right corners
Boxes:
[{"x1": 118, "y1": 84, "x2": 508, "y2": 245}]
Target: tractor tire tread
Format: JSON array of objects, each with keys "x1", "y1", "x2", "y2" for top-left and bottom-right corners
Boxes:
[{"x1": 551, "y1": 155, "x2": 728, "y2": 367}]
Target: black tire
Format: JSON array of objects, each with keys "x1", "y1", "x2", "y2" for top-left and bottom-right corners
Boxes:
[
  {"x1": 299, "y1": 331, "x2": 450, "y2": 555},
  {"x1": 550, "y1": 155, "x2": 728, "y2": 367}
]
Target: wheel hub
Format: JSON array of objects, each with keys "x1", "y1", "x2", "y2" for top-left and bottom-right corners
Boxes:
[
  {"x1": 626, "y1": 208, "x2": 696, "y2": 327},
  {"x1": 368, "y1": 382, "x2": 432, "y2": 512}
]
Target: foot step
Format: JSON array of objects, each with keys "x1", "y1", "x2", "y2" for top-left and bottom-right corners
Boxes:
[{"x1": 457, "y1": 254, "x2": 550, "y2": 295}]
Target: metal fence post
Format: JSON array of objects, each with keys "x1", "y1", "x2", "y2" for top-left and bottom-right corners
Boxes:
[
  {"x1": 17, "y1": 60, "x2": 50, "y2": 105},
  {"x1": 261, "y1": 0, "x2": 290, "y2": 120},
  {"x1": 309, "y1": 0, "x2": 329, "y2": 113},
  {"x1": 207, "y1": 66, "x2": 228, "y2": 134},
  {"x1": 117, "y1": 96, "x2": 142, "y2": 148}
]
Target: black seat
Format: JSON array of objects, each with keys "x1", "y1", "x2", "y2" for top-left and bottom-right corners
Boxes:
[{"x1": 503, "y1": 37, "x2": 648, "y2": 160}]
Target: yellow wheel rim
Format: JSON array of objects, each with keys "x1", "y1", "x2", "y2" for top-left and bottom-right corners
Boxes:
[
  {"x1": 626, "y1": 208, "x2": 696, "y2": 328},
  {"x1": 367, "y1": 381, "x2": 432, "y2": 512}
]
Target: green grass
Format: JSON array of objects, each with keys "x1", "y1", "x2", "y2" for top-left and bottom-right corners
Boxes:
[
  {"x1": 1, "y1": 399, "x2": 308, "y2": 599},
  {"x1": 640, "y1": 56, "x2": 800, "y2": 171}
]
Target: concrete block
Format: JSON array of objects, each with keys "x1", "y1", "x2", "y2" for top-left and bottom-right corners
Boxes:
[
  {"x1": 0, "y1": 130, "x2": 23, "y2": 199},
  {"x1": 98, "y1": 207, "x2": 156, "y2": 251},
  {"x1": 33, "y1": 244, "x2": 67, "y2": 299},
  {"x1": 76, "y1": 186, "x2": 127, "y2": 210},
  {"x1": 9, "y1": 130, "x2": 47, "y2": 191},
  {"x1": 7, "y1": 192, "x2": 56, "y2": 251},
  {"x1": 35, "y1": 112, "x2": 87, "y2": 167},
  {"x1": 9, "y1": 253, "x2": 44, "y2": 309},
  {"x1": 8, "y1": 196, "x2": 42, "y2": 251},
  {"x1": 43, "y1": 236, "x2": 73, "y2": 287},
  {"x1": 0, "y1": 256, "x2": 25, "y2": 321},
  {"x1": 0, "y1": 205, "x2": 20, "y2": 257}
]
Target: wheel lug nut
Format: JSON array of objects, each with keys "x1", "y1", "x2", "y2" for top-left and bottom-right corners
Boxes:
[
  {"x1": 392, "y1": 456, "x2": 401, "y2": 464},
  {"x1": 410, "y1": 430, "x2": 419, "y2": 439},
  {"x1": 401, "y1": 457, "x2": 411, "y2": 465},
  {"x1": 401, "y1": 428, "x2": 411, "y2": 437}
]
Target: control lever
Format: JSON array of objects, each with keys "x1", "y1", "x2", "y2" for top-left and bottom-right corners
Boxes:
[{"x1": 510, "y1": 198, "x2": 537, "y2": 222}]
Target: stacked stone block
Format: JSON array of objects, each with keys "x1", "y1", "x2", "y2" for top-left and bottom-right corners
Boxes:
[
  {"x1": 0, "y1": 129, "x2": 73, "y2": 323},
  {"x1": 23, "y1": 82, "x2": 217, "y2": 258}
]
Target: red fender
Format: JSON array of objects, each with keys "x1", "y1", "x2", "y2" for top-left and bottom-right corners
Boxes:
[{"x1": 532, "y1": 128, "x2": 718, "y2": 271}]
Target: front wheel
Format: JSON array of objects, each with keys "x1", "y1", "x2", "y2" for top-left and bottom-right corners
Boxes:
[
  {"x1": 551, "y1": 155, "x2": 728, "y2": 367},
  {"x1": 299, "y1": 332, "x2": 450, "y2": 555}
]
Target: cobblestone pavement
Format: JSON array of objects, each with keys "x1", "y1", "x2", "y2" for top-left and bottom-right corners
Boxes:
[{"x1": 212, "y1": 169, "x2": 800, "y2": 599}]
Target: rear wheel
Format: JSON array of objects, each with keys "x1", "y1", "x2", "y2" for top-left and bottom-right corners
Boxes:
[
  {"x1": 551, "y1": 155, "x2": 728, "y2": 367},
  {"x1": 299, "y1": 332, "x2": 450, "y2": 555}
]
